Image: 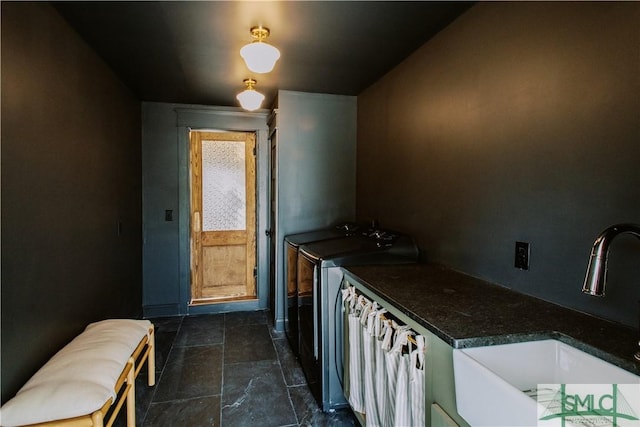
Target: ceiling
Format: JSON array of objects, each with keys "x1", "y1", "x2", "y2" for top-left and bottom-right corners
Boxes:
[{"x1": 54, "y1": 1, "x2": 473, "y2": 109}]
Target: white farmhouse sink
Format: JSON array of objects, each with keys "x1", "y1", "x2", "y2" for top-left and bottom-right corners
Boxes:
[{"x1": 453, "y1": 339, "x2": 640, "y2": 426}]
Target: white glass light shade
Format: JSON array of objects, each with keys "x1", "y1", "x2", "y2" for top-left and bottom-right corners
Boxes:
[
  {"x1": 240, "y1": 41, "x2": 281, "y2": 73},
  {"x1": 236, "y1": 88, "x2": 265, "y2": 111}
]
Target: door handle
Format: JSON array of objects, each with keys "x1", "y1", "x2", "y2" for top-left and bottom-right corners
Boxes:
[{"x1": 265, "y1": 229, "x2": 272, "y2": 237}]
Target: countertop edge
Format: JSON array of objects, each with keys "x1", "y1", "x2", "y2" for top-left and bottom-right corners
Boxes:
[{"x1": 343, "y1": 264, "x2": 640, "y2": 376}]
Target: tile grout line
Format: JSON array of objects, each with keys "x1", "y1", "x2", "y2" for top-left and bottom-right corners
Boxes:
[
  {"x1": 271, "y1": 326, "x2": 302, "y2": 426},
  {"x1": 140, "y1": 316, "x2": 184, "y2": 426},
  {"x1": 220, "y1": 312, "x2": 226, "y2": 427}
]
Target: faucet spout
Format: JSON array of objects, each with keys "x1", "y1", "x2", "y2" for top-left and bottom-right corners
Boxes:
[
  {"x1": 582, "y1": 223, "x2": 640, "y2": 362},
  {"x1": 582, "y1": 224, "x2": 640, "y2": 296}
]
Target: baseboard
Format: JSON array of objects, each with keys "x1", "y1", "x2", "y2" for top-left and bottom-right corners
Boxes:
[
  {"x1": 143, "y1": 304, "x2": 181, "y2": 318},
  {"x1": 186, "y1": 299, "x2": 261, "y2": 315}
]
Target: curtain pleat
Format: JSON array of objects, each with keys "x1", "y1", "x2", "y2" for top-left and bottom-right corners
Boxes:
[
  {"x1": 385, "y1": 326, "x2": 411, "y2": 426},
  {"x1": 410, "y1": 335, "x2": 426, "y2": 426},
  {"x1": 374, "y1": 317, "x2": 392, "y2": 426},
  {"x1": 364, "y1": 306, "x2": 386, "y2": 426},
  {"x1": 347, "y1": 295, "x2": 370, "y2": 413}
]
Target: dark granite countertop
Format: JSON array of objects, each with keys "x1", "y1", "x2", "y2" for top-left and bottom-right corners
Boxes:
[{"x1": 343, "y1": 263, "x2": 640, "y2": 376}]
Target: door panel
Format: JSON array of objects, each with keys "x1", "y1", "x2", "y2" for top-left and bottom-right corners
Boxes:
[
  {"x1": 202, "y1": 245, "x2": 246, "y2": 295},
  {"x1": 190, "y1": 131, "x2": 256, "y2": 303}
]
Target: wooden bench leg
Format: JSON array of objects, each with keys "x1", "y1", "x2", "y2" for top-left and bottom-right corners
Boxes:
[
  {"x1": 92, "y1": 409, "x2": 105, "y2": 427},
  {"x1": 148, "y1": 325, "x2": 156, "y2": 386},
  {"x1": 126, "y1": 358, "x2": 136, "y2": 427}
]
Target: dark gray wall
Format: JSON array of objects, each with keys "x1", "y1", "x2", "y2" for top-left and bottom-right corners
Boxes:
[
  {"x1": 357, "y1": 2, "x2": 640, "y2": 327},
  {"x1": 1, "y1": 3, "x2": 142, "y2": 401},
  {"x1": 141, "y1": 103, "x2": 182, "y2": 315}
]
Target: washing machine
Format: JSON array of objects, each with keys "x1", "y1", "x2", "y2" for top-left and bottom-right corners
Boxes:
[
  {"x1": 283, "y1": 223, "x2": 360, "y2": 355},
  {"x1": 296, "y1": 228, "x2": 419, "y2": 411}
]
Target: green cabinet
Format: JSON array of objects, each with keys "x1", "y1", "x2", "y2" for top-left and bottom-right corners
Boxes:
[
  {"x1": 432, "y1": 403, "x2": 460, "y2": 427},
  {"x1": 425, "y1": 330, "x2": 469, "y2": 427}
]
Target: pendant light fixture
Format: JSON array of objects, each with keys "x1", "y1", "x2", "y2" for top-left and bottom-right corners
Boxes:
[
  {"x1": 236, "y1": 78, "x2": 265, "y2": 111},
  {"x1": 240, "y1": 26, "x2": 281, "y2": 73}
]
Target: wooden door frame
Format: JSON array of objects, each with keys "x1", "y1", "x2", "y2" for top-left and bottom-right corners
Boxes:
[
  {"x1": 268, "y1": 122, "x2": 278, "y2": 319},
  {"x1": 189, "y1": 130, "x2": 257, "y2": 304}
]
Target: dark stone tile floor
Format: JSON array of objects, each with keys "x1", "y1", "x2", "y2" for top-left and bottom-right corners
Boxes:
[{"x1": 115, "y1": 310, "x2": 358, "y2": 426}]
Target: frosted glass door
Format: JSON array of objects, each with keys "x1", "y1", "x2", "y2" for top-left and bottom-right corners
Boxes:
[{"x1": 190, "y1": 131, "x2": 256, "y2": 303}]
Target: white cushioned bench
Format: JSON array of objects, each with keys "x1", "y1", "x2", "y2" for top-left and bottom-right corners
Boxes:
[{"x1": 0, "y1": 319, "x2": 155, "y2": 427}]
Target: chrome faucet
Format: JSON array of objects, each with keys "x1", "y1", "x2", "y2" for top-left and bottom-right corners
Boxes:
[{"x1": 582, "y1": 223, "x2": 640, "y2": 361}]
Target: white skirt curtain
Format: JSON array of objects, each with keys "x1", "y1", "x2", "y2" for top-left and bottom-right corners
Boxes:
[{"x1": 341, "y1": 283, "x2": 427, "y2": 426}]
